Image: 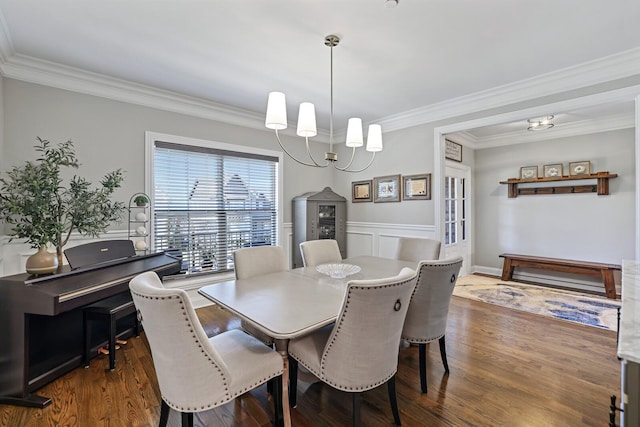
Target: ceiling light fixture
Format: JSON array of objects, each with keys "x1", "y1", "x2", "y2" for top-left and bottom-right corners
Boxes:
[
  {"x1": 385, "y1": 0, "x2": 399, "y2": 7},
  {"x1": 265, "y1": 35, "x2": 382, "y2": 172},
  {"x1": 527, "y1": 115, "x2": 555, "y2": 131}
]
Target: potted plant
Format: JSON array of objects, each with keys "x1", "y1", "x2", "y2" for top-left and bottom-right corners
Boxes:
[
  {"x1": 0, "y1": 137, "x2": 126, "y2": 274},
  {"x1": 133, "y1": 195, "x2": 149, "y2": 207}
]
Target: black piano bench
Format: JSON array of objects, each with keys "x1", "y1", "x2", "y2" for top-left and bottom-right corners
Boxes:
[{"x1": 83, "y1": 292, "x2": 139, "y2": 371}]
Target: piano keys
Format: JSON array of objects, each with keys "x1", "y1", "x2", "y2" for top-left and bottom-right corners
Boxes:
[{"x1": 0, "y1": 250, "x2": 181, "y2": 407}]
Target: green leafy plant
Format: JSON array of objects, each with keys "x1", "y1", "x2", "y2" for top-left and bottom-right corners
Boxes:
[
  {"x1": 0, "y1": 137, "x2": 126, "y2": 264},
  {"x1": 133, "y1": 195, "x2": 149, "y2": 206}
]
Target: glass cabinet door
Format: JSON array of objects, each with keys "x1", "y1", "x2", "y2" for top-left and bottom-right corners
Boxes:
[{"x1": 318, "y1": 204, "x2": 336, "y2": 239}]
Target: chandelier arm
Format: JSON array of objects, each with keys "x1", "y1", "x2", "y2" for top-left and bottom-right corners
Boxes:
[
  {"x1": 334, "y1": 151, "x2": 377, "y2": 173},
  {"x1": 274, "y1": 130, "x2": 328, "y2": 168},
  {"x1": 332, "y1": 146, "x2": 356, "y2": 171},
  {"x1": 305, "y1": 137, "x2": 331, "y2": 167}
]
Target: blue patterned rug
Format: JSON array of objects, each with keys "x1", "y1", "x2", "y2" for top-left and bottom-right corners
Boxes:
[{"x1": 453, "y1": 276, "x2": 620, "y2": 331}]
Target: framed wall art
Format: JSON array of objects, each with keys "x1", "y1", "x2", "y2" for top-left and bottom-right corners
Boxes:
[
  {"x1": 351, "y1": 180, "x2": 372, "y2": 203},
  {"x1": 373, "y1": 174, "x2": 401, "y2": 203},
  {"x1": 402, "y1": 174, "x2": 431, "y2": 200},
  {"x1": 543, "y1": 163, "x2": 563, "y2": 178},
  {"x1": 520, "y1": 166, "x2": 538, "y2": 180},
  {"x1": 569, "y1": 161, "x2": 591, "y2": 176},
  {"x1": 445, "y1": 139, "x2": 462, "y2": 162}
]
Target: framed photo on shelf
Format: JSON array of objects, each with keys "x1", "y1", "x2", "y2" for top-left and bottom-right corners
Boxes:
[
  {"x1": 445, "y1": 139, "x2": 462, "y2": 162},
  {"x1": 402, "y1": 174, "x2": 431, "y2": 200},
  {"x1": 520, "y1": 166, "x2": 538, "y2": 180},
  {"x1": 543, "y1": 163, "x2": 563, "y2": 178},
  {"x1": 373, "y1": 174, "x2": 401, "y2": 203},
  {"x1": 351, "y1": 180, "x2": 372, "y2": 203},
  {"x1": 569, "y1": 161, "x2": 591, "y2": 176}
]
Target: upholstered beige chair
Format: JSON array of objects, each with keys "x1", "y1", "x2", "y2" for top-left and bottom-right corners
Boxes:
[
  {"x1": 288, "y1": 267, "x2": 418, "y2": 426},
  {"x1": 401, "y1": 257, "x2": 463, "y2": 393},
  {"x1": 395, "y1": 237, "x2": 441, "y2": 262},
  {"x1": 129, "y1": 271, "x2": 284, "y2": 427},
  {"x1": 299, "y1": 239, "x2": 342, "y2": 267},
  {"x1": 233, "y1": 245, "x2": 288, "y2": 346}
]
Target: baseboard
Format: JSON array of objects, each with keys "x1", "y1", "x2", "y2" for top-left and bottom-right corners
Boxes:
[{"x1": 470, "y1": 264, "x2": 614, "y2": 295}]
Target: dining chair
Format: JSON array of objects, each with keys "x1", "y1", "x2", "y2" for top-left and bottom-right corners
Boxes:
[
  {"x1": 395, "y1": 237, "x2": 441, "y2": 262},
  {"x1": 299, "y1": 239, "x2": 342, "y2": 267},
  {"x1": 129, "y1": 271, "x2": 285, "y2": 427},
  {"x1": 288, "y1": 267, "x2": 418, "y2": 427},
  {"x1": 233, "y1": 245, "x2": 288, "y2": 346},
  {"x1": 401, "y1": 256, "x2": 463, "y2": 393}
]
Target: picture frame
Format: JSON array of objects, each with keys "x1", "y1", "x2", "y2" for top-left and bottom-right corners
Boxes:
[
  {"x1": 402, "y1": 174, "x2": 431, "y2": 200},
  {"x1": 519, "y1": 166, "x2": 538, "y2": 180},
  {"x1": 569, "y1": 160, "x2": 591, "y2": 176},
  {"x1": 445, "y1": 139, "x2": 462, "y2": 162},
  {"x1": 351, "y1": 180, "x2": 372, "y2": 203},
  {"x1": 543, "y1": 163, "x2": 563, "y2": 178},
  {"x1": 373, "y1": 174, "x2": 401, "y2": 203}
]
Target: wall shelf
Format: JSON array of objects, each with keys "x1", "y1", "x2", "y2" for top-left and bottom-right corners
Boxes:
[{"x1": 499, "y1": 172, "x2": 617, "y2": 198}]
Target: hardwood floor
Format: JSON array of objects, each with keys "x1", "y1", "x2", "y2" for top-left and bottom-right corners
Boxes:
[{"x1": 0, "y1": 295, "x2": 620, "y2": 426}]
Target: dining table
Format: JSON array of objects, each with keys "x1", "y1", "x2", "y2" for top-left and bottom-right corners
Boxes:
[{"x1": 198, "y1": 255, "x2": 417, "y2": 427}]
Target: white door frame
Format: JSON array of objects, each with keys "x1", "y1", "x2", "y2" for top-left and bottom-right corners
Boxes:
[{"x1": 433, "y1": 86, "x2": 640, "y2": 269}]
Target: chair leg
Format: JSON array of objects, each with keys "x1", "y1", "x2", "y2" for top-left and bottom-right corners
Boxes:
[
  {"x1": 159, "y1": 400, "x2": 170, "y2": 427},
  {"x1": 387, "y1": 374, "x2": 401, "y2": 426},
  {"x1": 134, "y1": 311, "x2": 141, "y2": 337},
  {"x1": 271, "y1": 375, "x2": 284, "y2": 427},
  {"x1": 83, "y1": 312, "x2": 91, "y2": 368},
  {"x1": 109, "y1": 314, "x2": 117, "y2": 371},
  {"x1": 288, "y1": 356, "x2": 298, "y2": 407},
  {"x1": 352, "y1": 392, "x2": 361, "y2": 427},
  {"x1": 419, "y1": 343, "x2": 428, "y2": 393},
  {"x1": 439, "y1": 335, "x2": 450, "y2": 374},
  {"x1": 181, "y1": 412, "x2": 193, "y2": 427}
]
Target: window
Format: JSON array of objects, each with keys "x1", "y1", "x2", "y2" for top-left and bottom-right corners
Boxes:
[{"x1": 146, "y1": 133, "x2": 281, "y2": 274}]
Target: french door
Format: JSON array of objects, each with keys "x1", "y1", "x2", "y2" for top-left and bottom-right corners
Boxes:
[{"x1": 443, "y1": 164, "x2": 471, "y2": 275}]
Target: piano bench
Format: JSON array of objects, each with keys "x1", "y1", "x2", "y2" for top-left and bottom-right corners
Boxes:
[{"x1": 83, "y1": 293, "x2": 140, "y2": 371}]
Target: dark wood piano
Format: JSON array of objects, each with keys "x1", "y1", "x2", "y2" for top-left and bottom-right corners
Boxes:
[{"x1": 0, "y1": 243, "x2": 181, "y2": 408}]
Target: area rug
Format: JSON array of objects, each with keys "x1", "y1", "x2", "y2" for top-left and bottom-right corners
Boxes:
[{"x1": 453, "y1": 275, "x2": 620, "y2": 331}]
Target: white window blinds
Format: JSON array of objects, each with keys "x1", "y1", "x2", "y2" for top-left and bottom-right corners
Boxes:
[{"x1": 153, "y1": 141, "x2": 278, "y2": 274}]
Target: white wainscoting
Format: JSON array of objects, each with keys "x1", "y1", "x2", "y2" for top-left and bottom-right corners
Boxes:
[
  {"x1": 3, "y1": 223, "x2": 613, "y2": 300},
  {"x1": 346, "y1": 221, "x2": 438, "y2": 258},
  {"x1": 0, "y1": 221, "x2": 436, "y2": 306},
  {"x1": 0, "y1": 231, "x2": 129, "y2": 277}
]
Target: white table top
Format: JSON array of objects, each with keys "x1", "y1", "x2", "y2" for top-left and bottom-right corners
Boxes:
[
  {"x1": 198, "y1": 256, "x2": 416, "y2": 340},
  {"x1": 618, "y1": 260, "x2": 640, "y2": 363}
]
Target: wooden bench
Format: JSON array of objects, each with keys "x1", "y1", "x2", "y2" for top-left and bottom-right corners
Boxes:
[{"x1": 499, "y1": 253, "x2": 620, "y2": 299}]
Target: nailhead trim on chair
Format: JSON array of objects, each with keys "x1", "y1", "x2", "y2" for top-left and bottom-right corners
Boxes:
[
  {"x1": 311, "y1": 278, "x2": 413, "y2": 391},
  {"x1": 402, "y1": 260, "x2": 459, "y2": 343},
  {"x1": 131, "y1": 291, "x2": 283, "y2": 412}
]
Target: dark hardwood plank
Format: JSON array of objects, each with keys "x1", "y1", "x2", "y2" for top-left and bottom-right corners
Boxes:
[{"x1": 0, "y1": 295, "x2": 620, "y2": 426}]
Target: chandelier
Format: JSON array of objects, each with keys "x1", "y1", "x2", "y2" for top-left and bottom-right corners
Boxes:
[{"x1": 265, "y1": 34, "x2": 383, "y2": 172}]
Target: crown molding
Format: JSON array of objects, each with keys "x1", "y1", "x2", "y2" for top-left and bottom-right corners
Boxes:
[
  {"x1": 379, "y1": 48, "x2": 640, "y2": 132},
  {"x1": 458, "y1": 112, "x2": 636, "y2": 150},
  {"x1": 1, "y1": 53, "x2": 272, "y2": 131},
  {"x1": 0, "y1": 8, "x2": 13, "y2": 63},
  {"x1": 0, "y1": 13, "x2": 638, "y2": 135}
]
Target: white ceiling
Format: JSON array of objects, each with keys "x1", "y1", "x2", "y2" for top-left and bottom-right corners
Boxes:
[{"x1": 0, "y1": 0, "x2": 639, "y2": 143}]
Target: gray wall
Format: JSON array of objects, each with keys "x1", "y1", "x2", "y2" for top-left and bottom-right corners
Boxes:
[
  {"x1": 334, "y1": 123, "x2": 439, "y2": 225},
  {"x1": 1, "y1": 78, "x2": 333, "y2": 225},
  {"x1": 1, "y1": 74, "x2": 638, "y2": 276},
  {"x1": 474, "y1": 128, "x2": 635, "y2": 269},
  {"x1": 0, "y1": 76, "x2": 4, "y2": 170}
]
